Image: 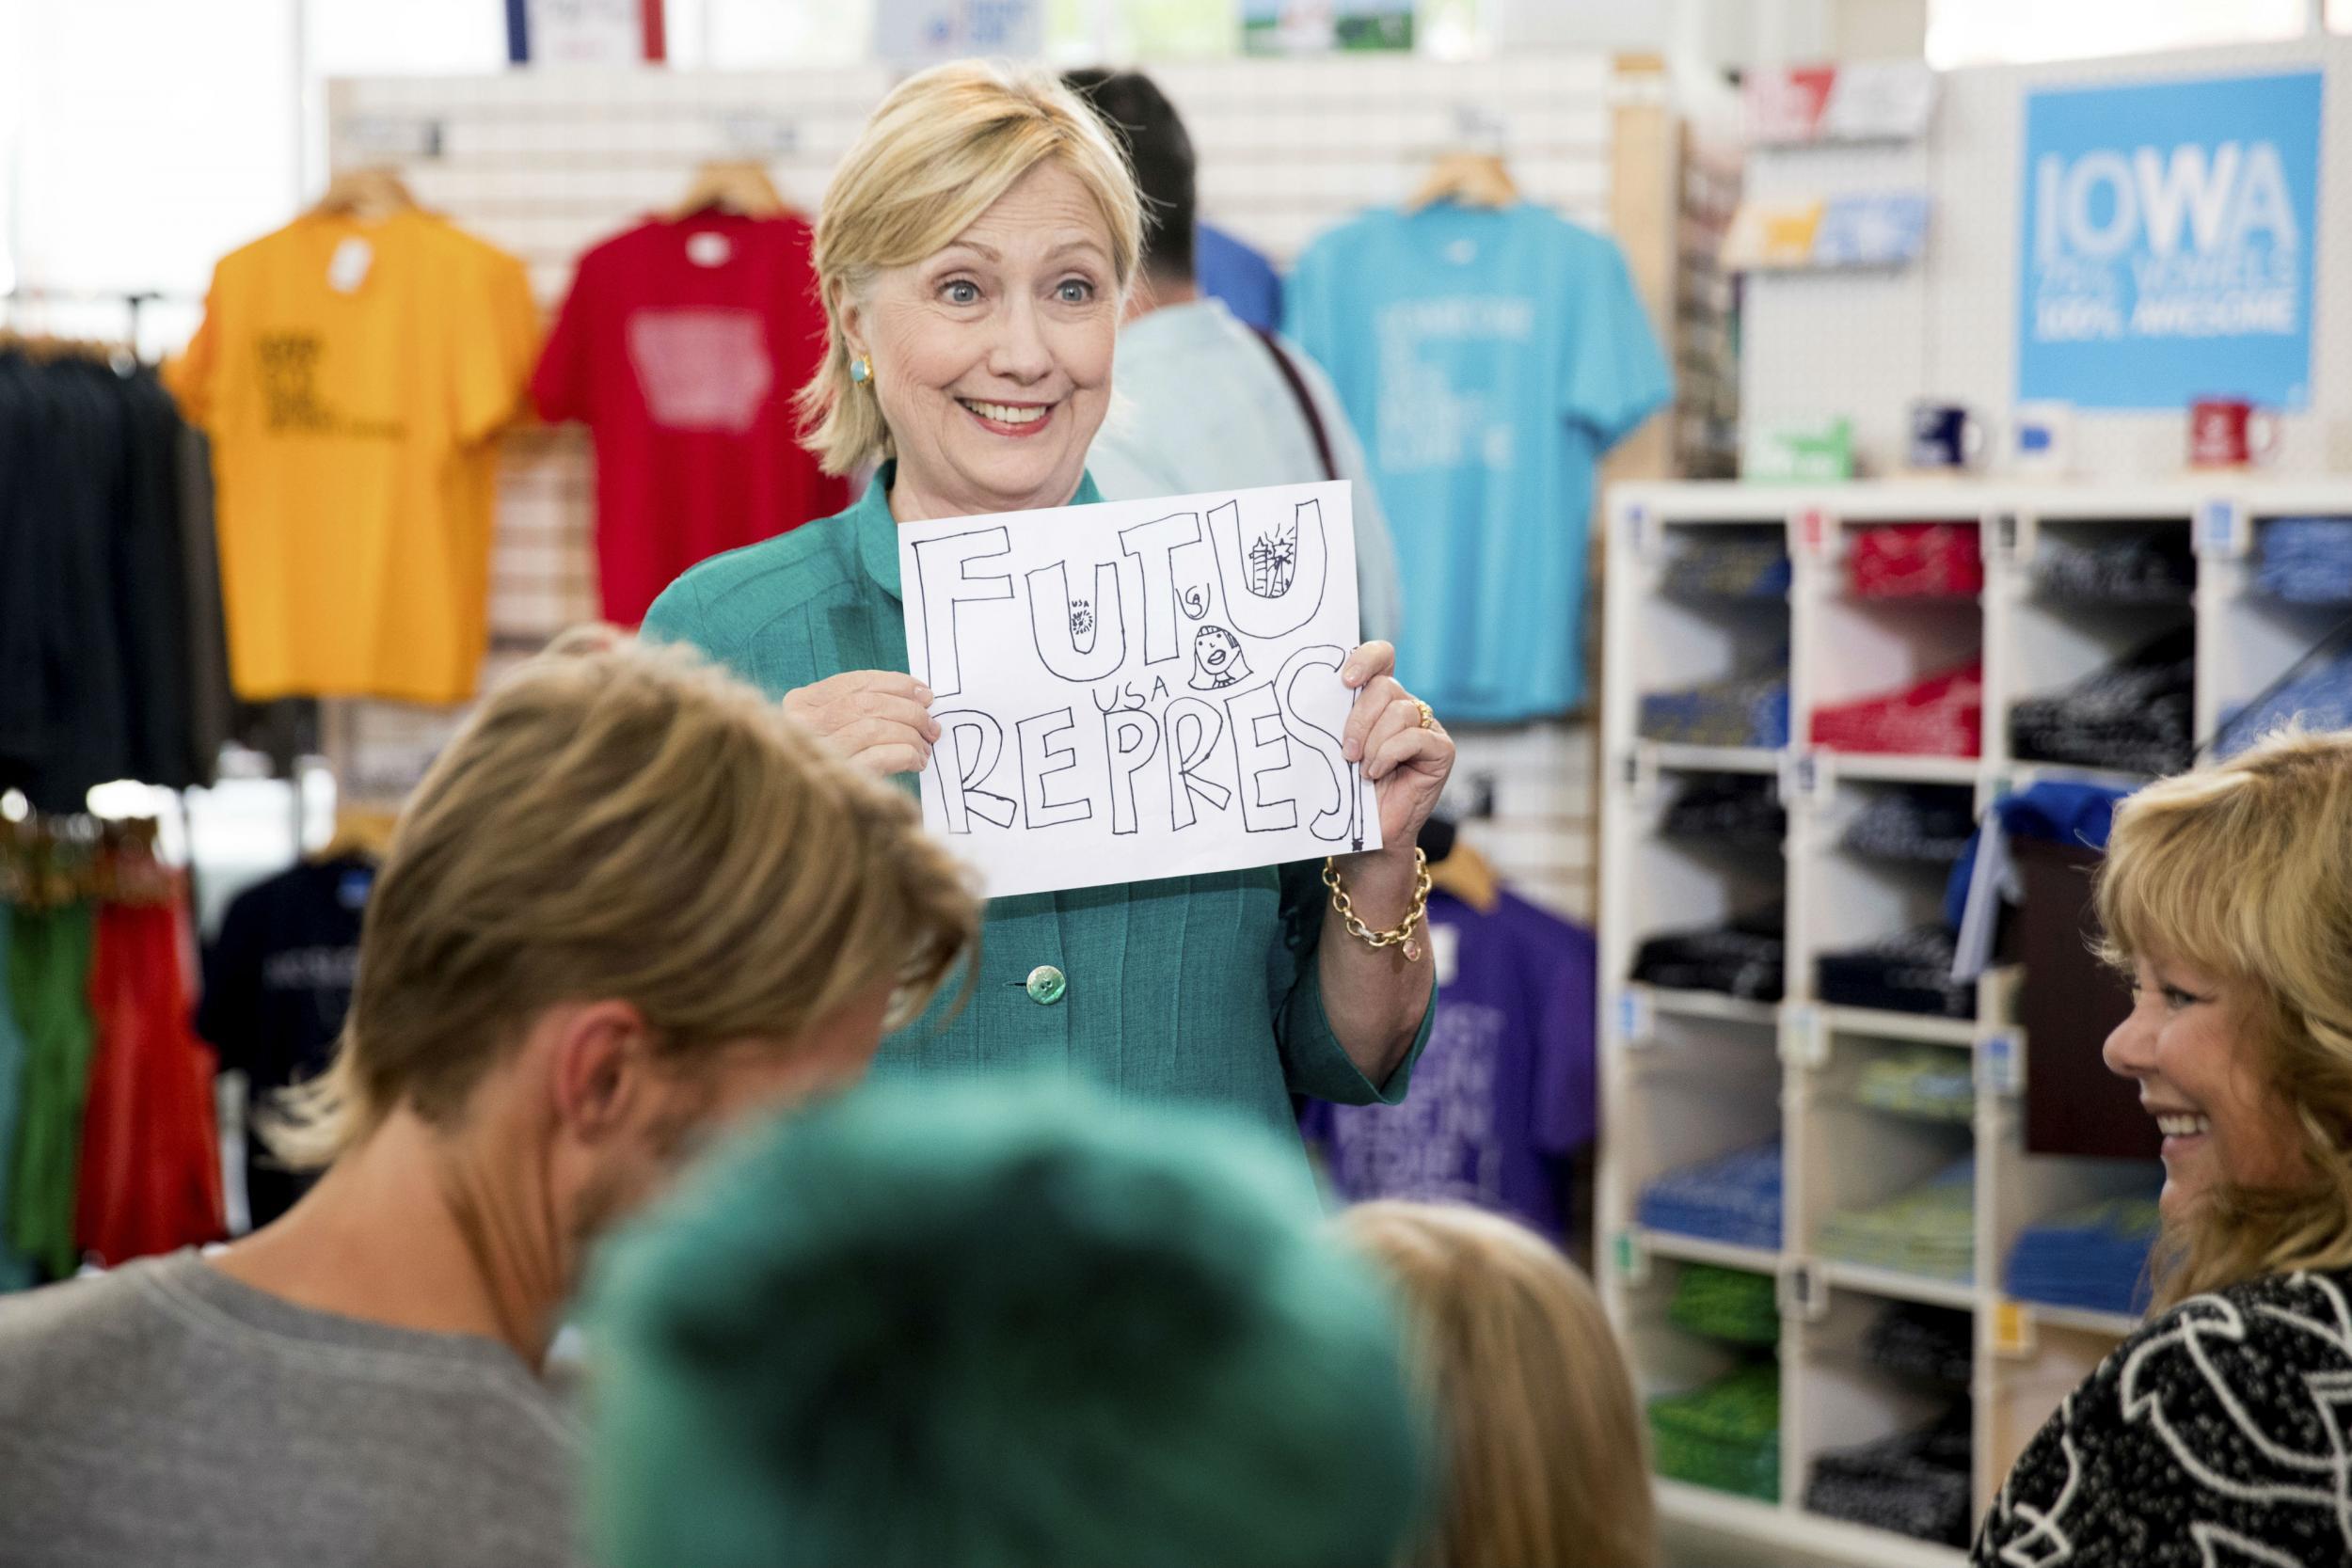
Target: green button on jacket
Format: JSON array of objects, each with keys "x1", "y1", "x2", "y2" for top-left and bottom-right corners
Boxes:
[{"x1": 643, "y1": 466, "x2": 1434, "y2": 1166}]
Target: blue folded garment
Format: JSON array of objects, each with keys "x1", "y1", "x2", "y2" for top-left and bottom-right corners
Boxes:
[
  {"x1": 2258, "y1": 517, "x2": 2352, "y2": 604},
  {"x1": 1639, "y1": 676, "x2": 1791, "y2": 750},
  {"x1": 2004, "y1": 1195, "x2": 2159, "y2": 1316},
  {"x1": 2217, "y1": 646, "x2": 2352, "y2": 759},
  {"x1": 1639, "y1": 1141, "x2": 1785, "y2": 1251}
]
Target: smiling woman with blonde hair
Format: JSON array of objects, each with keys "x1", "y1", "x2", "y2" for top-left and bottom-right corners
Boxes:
[
  {"x1": 1975, "y1": 729, "x2": 2352, "y2": 1567},
  {"x1": 644, "y1": 59, "x2": 1454, "y2": 1174},
  {"x1": 1341, "y1": 1201, "x2": 1658, "y2": 1568}
]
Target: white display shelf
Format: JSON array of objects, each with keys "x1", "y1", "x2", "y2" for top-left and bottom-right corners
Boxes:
[
  {"x1": 1644, "y1": 741, "x2": 1786, "y2": 775},
  {"x1": 1816, "y1": 752, "x2": 1983, "y2": 786},
  {"x1": 1817, "y1": 1259, "x2": 1980, "y2": 1312},
  {"x1": 1637, "y1": 1227, "x2": 1785, "y2": 1275},
  {"x1": 2011, "y1": 1301, "x2": 2145, "y2": 1339},
  {"x1": 1602, "y1": 476, "x2": 2352, "y2": 1565},
  {"x1": 1816, "y1": 1006, "x2": 1980, "y2": 1048},
  {"x1": 1657, "y1": 1481, "x2": 1968, "y2": 1568}
]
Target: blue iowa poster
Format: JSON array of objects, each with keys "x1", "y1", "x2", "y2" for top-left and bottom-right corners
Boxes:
[{"x1": 2018, "y1": 70, "x2": 2323, "y2": 410}]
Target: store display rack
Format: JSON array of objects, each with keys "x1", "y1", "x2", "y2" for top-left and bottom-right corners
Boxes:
[{"x1": 1597, "y1": 476, "x2": 2352, "y2": 1567}]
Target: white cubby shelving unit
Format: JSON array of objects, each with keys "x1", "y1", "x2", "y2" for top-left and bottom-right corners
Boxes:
[{"x1": 1597, "y1": 476, "x2": 2352, "y2": 1567}]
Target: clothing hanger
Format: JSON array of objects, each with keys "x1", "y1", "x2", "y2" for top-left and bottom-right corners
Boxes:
[
  {"x1": 1427, "y1": 837, "x2": 1502, "y2": 914},
  {"x1": 310, "y1": 166, "x2": 419, "y2": 221},
  {"x1": 1406, "y1": 151, "x2": 1520, "y2": 212},
  {"x1": 1405, "y1": 103, "x2": 1520, "y2": 212},
  {"x1": 315, "y1": 805, "x2": 399, "y2": 865},
  {"x1": 668, "y1": 161, "x2": 790, "y2": 219}
]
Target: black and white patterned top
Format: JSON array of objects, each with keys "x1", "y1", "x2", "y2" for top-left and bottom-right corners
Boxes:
[{"x1": 1976, "y1": 1268, "x2": 2352, "y2": 1567}]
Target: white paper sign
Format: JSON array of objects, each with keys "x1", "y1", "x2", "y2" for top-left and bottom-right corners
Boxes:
[{"x1": 898, "y1": 480, "x2": 1379, "y2": 900}]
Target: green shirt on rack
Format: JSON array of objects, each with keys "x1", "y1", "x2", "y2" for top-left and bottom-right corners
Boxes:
[
  {"x1": 642, "y1": 467, "x2": 1432, "y2": 1170},
  {"x1": 8, "y1": 902, "x2": 95, "y2": 1280}
]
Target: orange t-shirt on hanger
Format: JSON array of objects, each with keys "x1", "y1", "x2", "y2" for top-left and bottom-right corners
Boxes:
[{"x1": 167, "y1": 209, "x2": 537, "y2": 706}]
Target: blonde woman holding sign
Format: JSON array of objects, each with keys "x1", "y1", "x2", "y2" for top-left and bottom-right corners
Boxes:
[{"x1": 644, "y1": 61, "x2": 1451, "y2": 1162}]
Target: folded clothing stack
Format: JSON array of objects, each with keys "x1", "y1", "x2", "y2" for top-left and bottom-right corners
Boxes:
[
  {"x1": 1866, "y1": 1302, "x2": 1975, "y2": 1386},
  {"x1": 1855, "y1": 1046, "x2": 1975, "y2": 1122},
  {"x1": 2257, "y1": 516, "x2": 2352, "y2": 603},
  {"x1": 2005, "y1": 1195, "x2": 2160, "y2": 1316},
  {"x1": 1668, "y1": 1263, "x2": 1782, "y2": 1347},
  {"x1": 1804, "y1": 1406, "x2": 1974, "y2": 1546},
  {"x1": 1661, "y1": 773, "x2": 1786, "y2": 851},
  {"x1": 2218, "y1": 645, "x2": 2352, "y2": 758},
  {"x1": 1850, "y1": 523, "x2": 1984, "y2": 599},
  {"x1": 1818, "y1": 1158, "x2": 1976, "y2": 1283},
  {"x1": 2009, "y1": 626, "x2": 2196, "y2": 778},
  {"x1": 1632, "y1": 909, "x2": 1786, "y2": 1002},
  {"x1": 1641, "y1": 673, "x2": 1792, "y2": 749},
  {"x1": 1817, "y1": 924, "x2": 1974, "y2": 1019},
  {"x1": 1840, "y1": 786, "x2": 1977, "y2": 863},
  {"x1": 1810, "y1": 663, "x2": 1982, "y2": 758},
  {"x1": 1638, "y1": 1141, "x2": 1784, "y2": 1252},
  {"x1": 1649, "y1": 1364, "x2": 1782, "y2": 1503},
  {"x1": 1664, "y1": 536, "x2": 1792, "y2": 599},
  {"x1": 2032, "y1": 532, "x2": 2195, "y2": 605}
]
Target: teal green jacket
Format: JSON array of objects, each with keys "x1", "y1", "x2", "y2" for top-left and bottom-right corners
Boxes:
[{"x1": 642, "y1": 467, "x2": 1432, "y2": 1153}]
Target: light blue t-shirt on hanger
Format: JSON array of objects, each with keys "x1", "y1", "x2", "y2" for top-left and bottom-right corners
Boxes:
[{"x1": 1285, "y1": 202, "x2": 1671, "y2": 723}]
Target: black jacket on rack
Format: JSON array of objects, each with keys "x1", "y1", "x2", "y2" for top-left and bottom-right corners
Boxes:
[{"x1": 0, "y1": 350, "x2": 225, "y2": 812}]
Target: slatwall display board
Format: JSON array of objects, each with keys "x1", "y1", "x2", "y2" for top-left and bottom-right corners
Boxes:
[
  {"x1": 323, "y1": 55, "x2": 1632, "y2": 918},
  {"x1": 1740, "y1": 36, "x2": 2352, "y2": 482}
]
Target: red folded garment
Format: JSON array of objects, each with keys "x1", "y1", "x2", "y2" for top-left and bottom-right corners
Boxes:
[
  {"x1": 1810, "y1": 662, "x2": 1983, "y2": 757},
  {"x1": 1850, "y1": 524, "x2": 1984, "y2": 599}
]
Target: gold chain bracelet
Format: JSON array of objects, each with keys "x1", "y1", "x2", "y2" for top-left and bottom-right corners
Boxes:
[{"x1": 1322, "y1": 847, "x2": 1434, "y2": 961}]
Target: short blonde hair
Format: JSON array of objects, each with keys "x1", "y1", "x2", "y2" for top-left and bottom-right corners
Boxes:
[
  {"x1": 797, "y1": 59, "x2": 1144, "y2": 476},
  {"x1": 2097, "y1": 728, "x2": 2352, "y2": 1307},
  {"x1": 1340, "y1": 1202, "x2": 1659, "y2": 1568},
  {"x1": 273, "y1": 633, "x2": 978, "y2": 1164}
]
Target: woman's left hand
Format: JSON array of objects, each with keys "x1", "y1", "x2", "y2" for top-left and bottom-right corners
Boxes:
[{"x1": 1339, "y1": 641, "x2": 1454, "y2": 855}]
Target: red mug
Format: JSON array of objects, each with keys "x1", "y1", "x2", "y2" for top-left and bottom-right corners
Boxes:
[{"x1": 2188, "y1": 398, "x2": 2281, "y2": 468}]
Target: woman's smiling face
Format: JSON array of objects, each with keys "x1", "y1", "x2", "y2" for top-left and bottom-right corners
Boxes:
[
  {"x1": 841, "y1": 160, "x2": 1120, "y2": 522},
  {"x1": 2104, "y1": 955, "x2": 2306, "y2": 1219}
]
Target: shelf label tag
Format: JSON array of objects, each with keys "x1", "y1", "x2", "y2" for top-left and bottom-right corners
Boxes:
[
  {"x1": 1980, "y1": 1030, "x2": 2023, "y2": 1096},
  {"x1": 1994, "y1": 510, "x2": 2021, "y2": 561},
  {"x1": 1781, "y1": 1004, "x2": 1826, "y2": 1068},
  {"x1": 1994, "y1": 1300, "x2": 2037, "y2": 1357},
  {"x1": 2197, "y1": 499, "x2": 2249, "y2": 559},
  {"x1": 1614, "y1": 1228, "x2": 1650, "y2": 1286},
  {"x1": 1790, "y1": 507, "x2": 1835, "y2": 559},
  {"x1": 1620, "y1": 502, "x2": 1657, "y2": 563},
  {"x1": 1616, "y1": 987, "x2": 1656, "y2": 1049},
  {"x1": 1784, "y1": 1262, "x2": 1826, "y2": 1323},
  {"x1": 1779, "y1": 749, "x2": 1825, "y2": 806}
]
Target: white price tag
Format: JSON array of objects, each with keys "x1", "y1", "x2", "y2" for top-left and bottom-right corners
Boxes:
[{"x1": 326, "y1": 237, "x2": 373, "y2": 294}]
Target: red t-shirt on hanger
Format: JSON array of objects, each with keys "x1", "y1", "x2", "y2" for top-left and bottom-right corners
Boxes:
[{"x1": 533, "y1": 212, "x2": 849, "y2": 626}]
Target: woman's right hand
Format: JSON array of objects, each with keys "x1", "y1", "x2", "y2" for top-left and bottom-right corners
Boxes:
[{"x1": 782, "y1": 671, "x2": 941, "y2": 777}]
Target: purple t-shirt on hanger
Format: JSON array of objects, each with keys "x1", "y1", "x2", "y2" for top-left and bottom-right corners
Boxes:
[{"x1": 1299, "y1": 888, "x2": 1597, "y2": 1236}]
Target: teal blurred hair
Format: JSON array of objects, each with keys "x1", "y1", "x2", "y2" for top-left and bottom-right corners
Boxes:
[{"x1": 585, "y1": 1078, "x2": 1427, "y2": 1568}]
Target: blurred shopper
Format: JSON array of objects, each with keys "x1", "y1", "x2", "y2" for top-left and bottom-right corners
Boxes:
[
  {"x1": 1976, "y1": 730, "x2": 2352, "y2": 1567},
  {"x1": 1065, "y1": 67, "x2": 1404, "y2": 645},
  {"x1": 644, "y1": 61, "x2": 1450, "y2": 1170},
  {"x1": 0, "y1": 634, "x2": 977, "y2": 1568},
  {"x1": 586, "y1": 1078, "x2": 1426, "y2": 1568},
  {"x1": 1343, "y1": 1201, "x2": 1659, "y2": 1568}
]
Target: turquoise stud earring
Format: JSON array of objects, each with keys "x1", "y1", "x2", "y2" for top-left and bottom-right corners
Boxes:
[{"x1": 849, "y1": 354, "x2": 872, "y2": 385}]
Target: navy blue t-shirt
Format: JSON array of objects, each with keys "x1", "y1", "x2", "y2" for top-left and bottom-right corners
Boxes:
[{"x1": 196, "y1": 855, "x2": 372, "y2": 1227}]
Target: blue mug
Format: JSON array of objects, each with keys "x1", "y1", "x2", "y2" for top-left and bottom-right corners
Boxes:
[{"x1": 1909, "y1": 401, "x2": 1986, "y2": 470}]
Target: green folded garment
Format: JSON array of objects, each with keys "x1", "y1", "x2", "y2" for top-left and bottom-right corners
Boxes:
[
  {"x1": 1649, "y1": 1364, "x2": 1781, "y2": 1502},
  {"x1": 1855, "y1": 1047, "x2": 1976, "y2": 1123},
  {"x1": 1818, "y1": 1159, "x2": 1976, "y2": 1283},
  {"x1": 1668, "y1": 1264, "x2": 1781, "y2": 1346}
]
